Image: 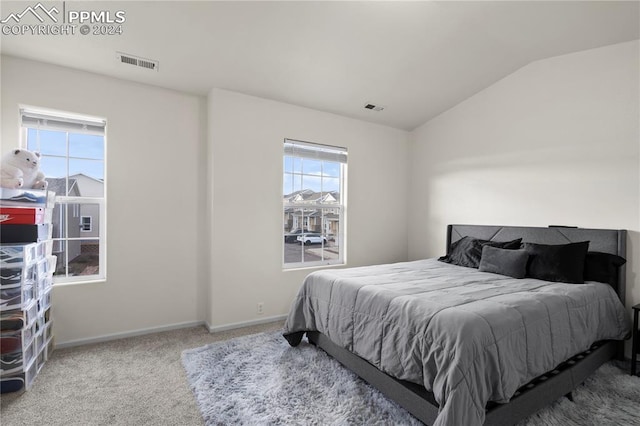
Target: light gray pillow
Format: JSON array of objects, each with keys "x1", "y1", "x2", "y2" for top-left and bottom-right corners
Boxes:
[{"x1": 478, "y1": 245, "x2": 529, "y2": 279}]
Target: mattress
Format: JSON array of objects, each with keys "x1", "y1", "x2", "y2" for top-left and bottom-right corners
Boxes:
[{"x1": 283, "y1": 258, "x2": 630, "y2": 426}]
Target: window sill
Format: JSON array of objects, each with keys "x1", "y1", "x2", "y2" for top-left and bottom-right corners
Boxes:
[
  {"x1": 283, "y1": 263, "x2": 345, "y2": 272},
  {"x1": 53, "y1": 277, "x2": 106, "y2": 287}
]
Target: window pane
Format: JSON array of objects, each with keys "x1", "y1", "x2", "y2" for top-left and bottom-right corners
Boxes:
[
  {"x1": 303, "y1": 243, "x2": 325, "y2": 263},
  {"x1": 289, "y1": 174, "x2": 302, "y2": 195},
  {"x1": 292, "y1": 157, "x2": 302, "y2": 173},
  {"x1": 52, "y1": 239, "x2": 67, "y2": 277},
  {"x1": 69, "y1": 158, "x2": 104, "y2": 181},
  {"x1": 323, "y1": 161, "x2": 340, "y2": 177},
  {"x1": 302, "y1": 175, "x2": 321, "y2": 193},
  {"x1": 51, "y1": 208, "x2": 101, "y2": 279},
  {"x1": 33, "y1": 130, "x2": 67, "y2": 157},
  {"x1": 68, "y1": 239, "x2": 100, "y2": 277},
  {"x1": 54, "y1": 237, "x2": 100, "y2": 277},
  {"x1": 305, "y1": 208, "x2": 324, "y2": 233},
  {"x1": 283, "y1": 173, "x2": 294, "y2": 197},
  {"x1": 323, "y1": 210, "x2": 340, "y2": 240},
  {"x1": 68, "y1": 203, "x2": 101, "y2": 238},
  {"x1": 289, "y1": 208, "x2": 307, "y2": 232},
  {"x1": 51, "y1": 204, "x2": 66, "y2": 240},
  {"x1": 27, "y1": 128, "x2": 38, "y2": 152},
  {"x1": 69, "y1": 134, "x2": 104, "y2": 160},
  {"x1": 41, "y1": 156, "x2": 67, "y2": 181},
  {"x1": 284, "y1": 156, "x2": 293, "y2": 174},
  {"x1": 322, "y1": 177, "x2": 340, "y2": 194},
  {"x1": 321, "y1": 242, "x2": 340, "y2": 262},
  {"x1": 68, "y1": 159, "x2": 105, "y2": 197},
  {"x1": 284, "y1": 241, "x2": 304, "y2": 264},
  {"x1": 302, "y1": 158, "x2": 322, "y2": 175},
  {"x1": 283, "y1": 237, "x2": 327, "y2": 265},
  {"x1": 284, "y1": 208, "x2": 307, "y2": 235}
]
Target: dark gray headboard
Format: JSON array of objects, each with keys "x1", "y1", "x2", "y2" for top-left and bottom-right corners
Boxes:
[{"x1": 446, "y1": 224, "x2": 627, "y2": 304}]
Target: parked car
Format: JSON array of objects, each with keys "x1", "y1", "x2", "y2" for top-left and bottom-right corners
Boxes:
[
  {"x1": 284, "y1": 229, "x2": 311, "y2": 243},
  {"x1": 297, "y1": 233, "x2": 327, "y2": 245}
]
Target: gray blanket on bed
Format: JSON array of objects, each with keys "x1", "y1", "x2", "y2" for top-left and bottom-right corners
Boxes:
[{"x1": 283, "y1": 259, "x2": 630, "y2": 426}]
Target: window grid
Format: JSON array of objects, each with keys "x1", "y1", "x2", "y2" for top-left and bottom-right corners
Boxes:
[
  {"x1": 283, "y1": 139, "x2": 346, "y2": 269},
  {"x1": 22, "y1": 110, "x2": 106, "y2": 284}
]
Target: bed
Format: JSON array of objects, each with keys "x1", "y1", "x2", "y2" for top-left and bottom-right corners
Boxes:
[{"x1": 283, "y1": 224, "x2": 631, "y2": 426}]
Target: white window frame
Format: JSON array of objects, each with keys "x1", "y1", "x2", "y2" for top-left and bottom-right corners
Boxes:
[
  {"x1": 20, "y1": 106, "x2": 107, "y2": 284},
  {"x1": 283, "y1": 139, "x2": 347, "y2": 270}
]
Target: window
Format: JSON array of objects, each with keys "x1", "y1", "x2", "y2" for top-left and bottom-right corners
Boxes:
[
  {"x1": 283, "y1": 139, "x2": 346, "y2": 268},
  {"x1": 21, "y1": 107, "x2": 106, "y2": 283},
  {"x1": 80, "y1": 216, "x2": 92, "y2": 232}
]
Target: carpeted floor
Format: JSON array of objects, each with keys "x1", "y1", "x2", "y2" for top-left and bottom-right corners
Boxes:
[
  {"x1": 0, "y1": 321, "x2": 284, "y2": 426},
  {"x1": 182, "y1": 331, "x2": 640, "y2": 426},
  {"x1": 2, "y1": 321, "x2": 639, "y2": 426}
]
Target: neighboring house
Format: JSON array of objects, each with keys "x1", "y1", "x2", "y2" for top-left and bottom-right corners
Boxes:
[
  {"x1": 46, "y1": 174, "x2": 104, "y2": 274},
  {"x1": 69, "y1": 173, "x2": 102, "y2": 241},
  {"x1": 284, "y1": 190, "x2": 340, "y2": 239}
]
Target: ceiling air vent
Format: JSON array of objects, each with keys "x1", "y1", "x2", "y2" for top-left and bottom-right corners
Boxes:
[
  {"x1": 364, "y1": 103, "x2": 385, "y2": 112},
  {"x1": 116, "y1": 52, "x2": 159, "y2": 71}
]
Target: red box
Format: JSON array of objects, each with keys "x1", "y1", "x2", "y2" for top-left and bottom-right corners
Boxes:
[{"x1": 0, "y1": 208, "x2": 45, "y2": 225}]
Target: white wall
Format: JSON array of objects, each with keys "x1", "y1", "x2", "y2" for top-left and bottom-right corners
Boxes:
[
  {"x1": 0, "y1": 56, "x2": 408, "y2": 343},
  {"x1": 408, "y1": 41, "x2": 640, "y2": 327},
  {"x1": 1, "y1": 55, "x2": 207, "y2": 345},
  {"x1": 207, "y1": 88, "x2": 409, "y2": 328},
  {"x1": 4, "y1": 40, "x2": 634, "y2": 346}
]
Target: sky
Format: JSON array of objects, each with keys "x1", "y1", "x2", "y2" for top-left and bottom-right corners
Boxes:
[{"x1": 283, "y1": 156, "x2": 341, "y2": 196}]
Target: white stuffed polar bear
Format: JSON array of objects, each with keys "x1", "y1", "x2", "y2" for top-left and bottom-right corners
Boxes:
[{"x1": 1, "y1": 149, "x2": 48, "y2": 190}]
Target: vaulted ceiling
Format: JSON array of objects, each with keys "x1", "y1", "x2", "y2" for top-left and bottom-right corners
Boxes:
[{"x1": 1, "y1": 1, "x2": 638, "y2": 130}]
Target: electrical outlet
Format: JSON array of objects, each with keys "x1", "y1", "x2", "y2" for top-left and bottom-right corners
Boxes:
[{"x1": 257, "y1": 302, "x2": 264, "y2": 315}]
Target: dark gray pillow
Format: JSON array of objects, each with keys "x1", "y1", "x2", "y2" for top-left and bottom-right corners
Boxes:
[
  {"x1": 478, "y1": 246, "x2": 529, "y2": 279},
  {"x1": 438, "y1": 236, "x2": 523, "y2": 269},
  {"x1": 584, "y1": 251, "x2": 626, "y2": 286},
  {"x1": 523, "y1": 241, "x2": 590, "y2": 284}
]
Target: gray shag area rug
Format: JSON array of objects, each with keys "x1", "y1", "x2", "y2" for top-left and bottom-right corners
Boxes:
[{"x1": 181, "y1": 331, "x2": 640, "y2": 425}]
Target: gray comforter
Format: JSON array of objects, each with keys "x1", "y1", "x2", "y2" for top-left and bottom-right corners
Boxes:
[{"x1": 283, "y1": 259, "x2": 630, "y2": 426}]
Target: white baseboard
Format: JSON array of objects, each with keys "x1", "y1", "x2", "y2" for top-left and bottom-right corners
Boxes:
[
  {"x1": 54, "y1": 315, "x2": 288, "y2": 349},
  {"x1": 206, "y1": 314, "x2": 287, "y2": 333},
  {"x1": 54, "y1": 320, "x2": 206, "y2": 349}
]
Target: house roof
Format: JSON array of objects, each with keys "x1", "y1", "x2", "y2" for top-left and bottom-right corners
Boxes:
[
  {"x1": 284, "y1": 190, "x2": 339, "y2": 203},
  {"x1": 69, "y1": 173, "x2": 105, "y2": 184},
  {"x1": 45, "y1": 177, "x2": 80, "y2": 197}
]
